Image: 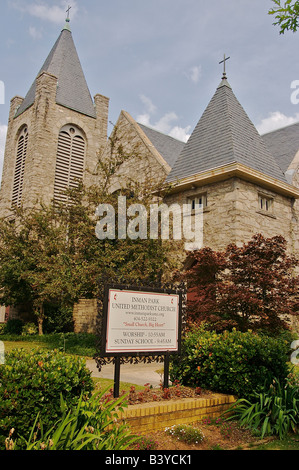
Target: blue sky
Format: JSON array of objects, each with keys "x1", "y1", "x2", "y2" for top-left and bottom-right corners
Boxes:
[{"x1": 1, "y1": 0, "x2": 299, "y2": 175}]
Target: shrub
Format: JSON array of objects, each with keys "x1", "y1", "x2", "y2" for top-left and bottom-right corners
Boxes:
[
  {"x1": 3, "y1": 319, "x2": 23, "y2": 335},
  {"x1": 22, "y1": 322, "x2": 38, "y2": 336},
  {"x1": 43, "y1": 304, "x2": 74, "y2": 334},
  {"x1": 225, "y1": 377, "x2": 299, "y2": 439},
  {"x1": 170, "y1": 326, "x2": 290, "y2": 399},
  {"x1": 0, "y1": 349, "x2": 94, "y2": 448}
]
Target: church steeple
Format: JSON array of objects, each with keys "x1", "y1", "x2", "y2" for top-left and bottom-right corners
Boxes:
[
  {"x1": 166, "y1": 74, "x2": 287, "y2": 185},
  {"x1": 15, "y1": 16, "x2": 96, "y2": 118},
  {"x1": 0, "y1": 17, "x2": 109, "y2": 218}
]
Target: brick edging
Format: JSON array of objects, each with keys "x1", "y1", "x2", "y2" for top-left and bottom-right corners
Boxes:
[{"x1": 116, "y1": 394, "x2": 236, "y2": 434}]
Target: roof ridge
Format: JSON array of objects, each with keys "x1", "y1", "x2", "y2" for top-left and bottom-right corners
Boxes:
[
  {"x1": 137, "y1": 122, "x2": 185, "y2": 143},
  {"x1": 223, "y1": 84, "x2": 236, "y2": 162},
  {"x1": 261, "y1": 120, "x2": 299, "y2": 136}
]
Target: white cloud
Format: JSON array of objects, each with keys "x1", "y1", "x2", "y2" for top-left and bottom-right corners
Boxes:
[
  {"x1": 0, "y1": 125, "x2": 8, "y2": 177},
  {"x1": 153, "y1": 112, "x2": 178, "y2": 135},
  {"x1": 187, "y1": 65, "x2": 202, "y2": 84},
  {"x1": 137, "y1": 113, "x2": 151, "y2": 127},
  {"x1": 257, "y1": 111, "x2": 299, "y2": 135},
  {"x1": 10, "y1": 1, "x2": 78, "y2": 25},
  {"x1": 29, "y1": 26, "x2": 42, "y2": 39},
  {"x1": 169, "y1": 126, "x2": 191, "y2": 142},
  {"x1": 140, "y1": 95, "x2": 157, "y2": 115},
  {"x1": 137, "y1": 96, "x2": 190, "y2": 142}
]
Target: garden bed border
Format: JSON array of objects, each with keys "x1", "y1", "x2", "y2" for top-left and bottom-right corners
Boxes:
[{"x1": 116, "y1": 393, "x2": 236, "y2": 434}]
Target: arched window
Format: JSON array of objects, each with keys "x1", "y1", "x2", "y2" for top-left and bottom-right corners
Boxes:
[
  {"x1": 54, "y1": 125, "x2": 85, "y2": 203},
  {"x1": 12, "y1": 127, "x2": 28, "y2": 207}
]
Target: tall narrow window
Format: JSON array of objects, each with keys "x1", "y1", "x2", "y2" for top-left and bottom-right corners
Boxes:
[
  {"x1": 12, "y1": 127, "x2": 28, "y2": 207},
  {"x1": 54, "y1": 125, "x2": 85, "y2": 203}
]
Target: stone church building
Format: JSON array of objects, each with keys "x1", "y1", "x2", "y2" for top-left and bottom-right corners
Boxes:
[{"x1": 0, "y1": 18, "x2": 298, "y2": 330}]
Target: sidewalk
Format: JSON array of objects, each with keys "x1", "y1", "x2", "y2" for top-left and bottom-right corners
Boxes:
[{"x1": 86, "y1": 359, "x2": 163, "y2": 387}]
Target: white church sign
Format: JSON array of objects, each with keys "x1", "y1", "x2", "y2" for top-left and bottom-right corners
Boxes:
[{"x1": 102, "y1": 286, "x2": 182, "y2": 356}]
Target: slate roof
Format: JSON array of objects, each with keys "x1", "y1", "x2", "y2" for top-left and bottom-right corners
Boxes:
[
  {"x1": 137, "y1": 123, "x2": 185, "y2": 169},
  {"x1": 166, "y1": 78, "x2": 287, "y2": 184},
  {"x1": 262, "y1": 122, "x2": 299, "y2": 174},
  {"x1": 16, "y1": 23, "x2": 96, "y2": 118}
]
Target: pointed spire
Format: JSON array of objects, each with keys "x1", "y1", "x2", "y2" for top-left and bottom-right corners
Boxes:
[
  {"x1": 166, "y1": 77, "x2": 287, "y2": 184},
  {"x1": 15, "y1": 15, "x2": 96, "y2": 118}
]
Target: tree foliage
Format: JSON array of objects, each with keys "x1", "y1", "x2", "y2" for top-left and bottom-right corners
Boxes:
[
  {"x1": 0, "y1": 134, "x2": 182, "y2": 333},
  {"x1": 269, "y1": 0, "x2": 299, "y2": 33},
  {"x1": 184, "y1": 234, "x2": 299, "y2": 333}
]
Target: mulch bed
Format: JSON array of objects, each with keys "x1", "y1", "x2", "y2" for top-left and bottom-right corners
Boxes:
[{"x1": 100, "y1": 382, "x2": 214, "y2": 405}]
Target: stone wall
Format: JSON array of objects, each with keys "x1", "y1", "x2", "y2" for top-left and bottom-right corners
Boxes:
[
  {"x1": 164, "y1": 176, "x2": 298, "y2": 257},
  {"x1": 73, "y1": 299, "x2": 98, "y2": 334}
]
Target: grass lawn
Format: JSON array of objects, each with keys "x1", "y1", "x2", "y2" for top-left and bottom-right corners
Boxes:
[
  {"x1": 92, "y1": 377, "x2": 144, "y2": 393},
  {"x1": 3, "y1": 340, "x2": 49, "y2": 353},
  {"x1": 1, "y1": 332, "x2": 97, "y2": 357}
]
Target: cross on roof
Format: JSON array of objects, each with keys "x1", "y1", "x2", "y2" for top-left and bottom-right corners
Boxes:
[
  {"x1": 66, "y1": 5, "x2": 72, "y2": 20},
  {"x1": 219, "y1": 54, "x2": 230, "y2": 78}
]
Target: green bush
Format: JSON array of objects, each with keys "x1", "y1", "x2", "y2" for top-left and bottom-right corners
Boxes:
[
  {"x1": 170, "y1": 326, "x2": 291, "y2": 399},
  {"x1": 22, "y1": 322, "x2": 38, "y2": 336},
  {"x1": 43, "y1": 304, "x2": 74, "y2": 334},
  {"x1": 225, "y1": 377, "x2": 299, "y2": 439},
  {"x1": 3, "y1": 319, "x2": 23, "y2": 335},
  {"x1": 0, "y1": 349, "x2": 94, "y2": 449}
]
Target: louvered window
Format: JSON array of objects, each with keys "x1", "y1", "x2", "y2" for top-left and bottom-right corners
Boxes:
[
  {"x1": 54, "y1": 125, "x2": 85, "y2": 203},
  {"x1": 12, "y1": 127, "x2": 28, "y2": 207}
]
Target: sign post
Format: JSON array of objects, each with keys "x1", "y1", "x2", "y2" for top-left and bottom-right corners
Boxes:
[{"x1": 100, "y1": 285, "x2": 183, "y2": 397}]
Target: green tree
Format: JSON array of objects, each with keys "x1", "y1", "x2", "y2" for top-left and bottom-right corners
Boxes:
[
  {"x1": 0, "y1": 135, "x2": 182, "y2": 334},
  {"x1": 269, "y1": 0, "x2": 299, "y2": 33}
]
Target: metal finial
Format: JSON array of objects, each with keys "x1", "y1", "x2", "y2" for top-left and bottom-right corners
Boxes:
[
  {"x1": 219, "y1": 54, "x2": 230, "y2": 79},
  {"x1": 63, "y1": 5, "x2": 72, "y2": 31}
]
